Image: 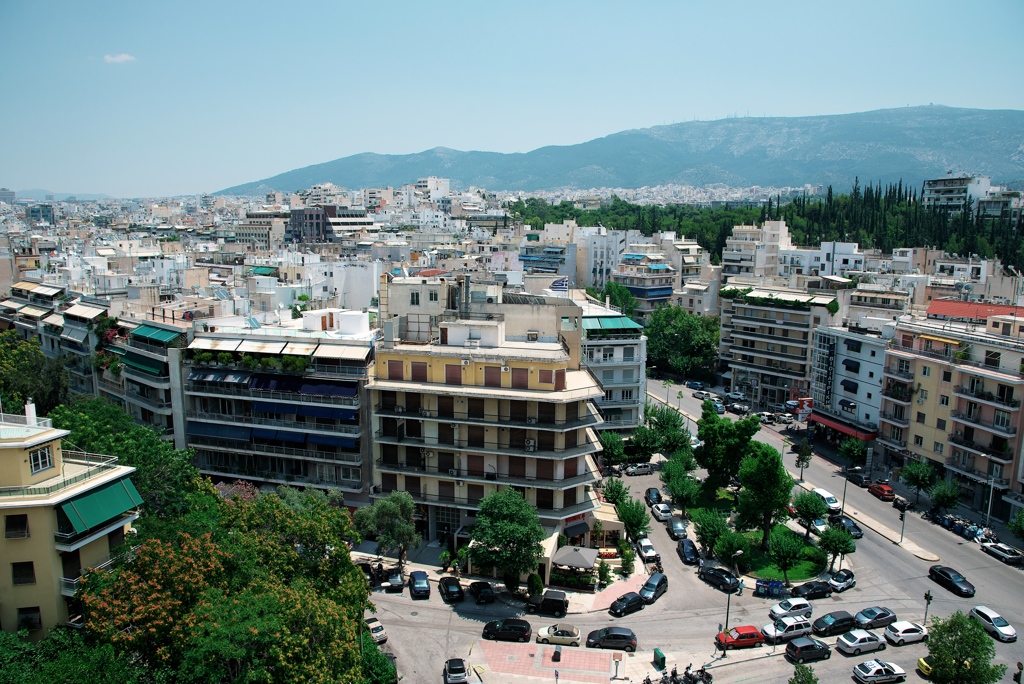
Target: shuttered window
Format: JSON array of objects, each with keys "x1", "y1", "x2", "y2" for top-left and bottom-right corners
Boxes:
[
  {"x1": 410, "y1": 362, "x2": 428, "y2": 382},
  {"x1": 554, "y1": 369, "x2": 566, "y2": 391},
  {"x1": 387, "y1": 360, "x2": 403, "y2": 381},
  {"x1": 484, "y1": 366, "x2": 502, "y2": 387},
  {"x1": 511, "y1": 368, "x2": 528, "y2": 389},
  {"x1": 445, "y1": 364, "x2": 462, "y2": 385}
]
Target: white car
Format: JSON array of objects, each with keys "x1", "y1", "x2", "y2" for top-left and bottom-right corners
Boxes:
[
  {"x1": 536, "y1": 623, "x2": 582, "y2": 646},
  {"x1": 812, "y1": 487, "x2": 842, "y2": 514},
  {"x1": 637, "y1": 538, "x2": 659, "y2": 562},
  {"x1": 969, "y1": 606, "x2": 1017, "y2": 642},
  {"x1": 364, "y1": 617, "x2": 388, "y2": 644},
  {"x1": 776, "y1": 413, "x2": 794, "y2": 424},
  {"x1": 769, "y1": 597, "x2": 813, "y2": 621},
  {"x1": 809, "y1": 518, "x2": 829, "y2": 536},
  {"x1": 726, "y1": 391, "x2": 746, "y2": 400},
  {"x1": 693, "y1": 390, "x2": 711, "y2": 400},
  {"x1": 651, "y1": 503, "x2": 673, "y2": 521},
  {"x1": 836, "y1": 629, "x2": 887, "y2": 656},
  {"x1": 829, "y1": 569, "x2": 856, "y2": 593},
  {"x1": 980, "y1": 542, "x2": 1024, "y2": 565},
  {"x1": 853, "y1": 659, "x2": 906, "y2": 683},
  {"x1": 884, "y1": 621, "x2": 928, "y2": 645}
]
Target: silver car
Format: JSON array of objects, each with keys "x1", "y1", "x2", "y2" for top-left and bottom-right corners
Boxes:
[
  {"x1": 969, "y1": 606, "x2": 1017, "y2": 642},
  {"x1": 836, "y1": 629, "x2": 887, "y2": 656}
]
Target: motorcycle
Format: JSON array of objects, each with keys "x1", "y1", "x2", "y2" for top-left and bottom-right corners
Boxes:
[{"x1": 696, "y1": 666, "x2": 713, "y2": 684}]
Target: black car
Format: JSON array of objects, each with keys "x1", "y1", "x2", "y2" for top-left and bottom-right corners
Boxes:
[
  {"x1": 385, "y1": 570, "x2": 404, "y2": 593},
  {"x1": 677, "y1": 539, "x2": 700, "y2": 565},
  {"x1": 685, "y1": 381, "x2": 704, "y2": 389},
  {"x1": 526, "y1": 590, "x2": 569, "y2": 618},
  {"x1": 813, "y1": 610, "x2": 857, "y2": 637},
  {"x1": 469, "y1": 581, "x2": 495, "y2": 604},
  {"x1": 408, "y1": 570, "x2": 430, "y2": 599},
  {"x1": 791, "y1": 581, "x2": 833, "y2": 600},
  {"x1": 483, "y1": 618, "x2": 532, "y2": 642},
  {"x1": 668, "y1": 518, "x2": 688, "y2": 540},
  {"x1": 586, "y1": 627, "x2": 638, "y2": 652},
  {"x1": 929, "y1": 565, "x2": 976, "y2": 597},
  {"x1": 699, "y1": 566, "x2": 739, "y2": 592},
  {"x1": 786, "y1": 637, "x2": 831, "y2": 664},
  {"x1": 847, "y1": 471, "x2": 870, "y2": 487},
  {"x1": 438, "y1": 577, "x2": 464, "y2": 603},
  {"x1": 609, "y1": 591, "x2": 646, "y2": 617},
  {"x1": 855, "y1": 606, "x2": 898, "y2": 629},
  {"x1": 644, "y1": 488, "x2": 663, "y2": 506},
  {"x1": 833, "y1": 515, "x2": 864, "y2": 539}
]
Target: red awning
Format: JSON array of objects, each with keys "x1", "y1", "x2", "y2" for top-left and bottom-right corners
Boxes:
[{"x1": 809, "y1": 412, "x2": 877, "y2": 441}]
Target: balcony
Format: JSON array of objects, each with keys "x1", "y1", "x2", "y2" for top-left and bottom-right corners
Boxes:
[
  {"x1": 731, "y1": 313, "x2": 810, "y2": 329},
  {"x1": 879, "y1": 411, "x2": 910, "y2": 428},
  {"x1": 185, "y1": 381, "x2": 359, "y2": 407},
  {"x1": 122, "y1": 365, "x2": 171, "y2": 388},
  {"x1": 61, "y1": 547, "x2": 138, "y2": 597},
  {"x1": 126, "y1": 388, "x2": 172, "y2": 411},
  {"x1": 883, "y1": 366, "x2": 914, "y2": 381},
  {"x1": 877, "y1": 434, "x2": 907, "y2": 449},
  {"x1": 197, "y1": 458, "x2": 361, "y2": 491},
  {"x1": 944, "y1": 457, "x2": 1010, "y2": 488},
  {"x1": 99, "y1": 379, "x2": 125, "y2": 396},
  {"x1": 373, "y1": 430, "x2": 600, "y2": 460},
  {"x1": 0, "y1": 451, "x2": 118, "y2": 500},
  {"x1": 948, "y1": 433, "x2": 1014, "y2": 463},
  {"x1": 373, "y1": 455, "x2": 600, "y2": 490},
  {"x1": 186, "y1": 410, "x2": 361, "y2": 436},
  {"x1": 728, "y1": 358, "x2": 807, "y2": 378},
  {"x1": 373, "y1": 404, "x2": 602, "y2": 430},
  {"x1": 882, "y1": 387, "x2": 912, "y2": 404},
  {"x1": 55, "y1": 511, "x2": 140, "y2": 552},
  {"x1": 190, "y1": 440, "x2": 361, "y2": 464},
  {"x1": 372, "y1": 487, "x2": 600, "y2": 519},
  {"x1": 950, "y1": 410, "x2": 1017, "y2": 436},
  {"x1": 583, "y1": 355, "x2": 640, "y2": 366},
  {"x1": 729, "y1": 328, "x2": 810, "y2": 345},
  {"x1": 953, "y1": 386, "x2": 1021, "y2": 410}
]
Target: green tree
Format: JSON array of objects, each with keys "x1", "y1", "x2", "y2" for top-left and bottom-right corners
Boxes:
[
  {"x1": 837, "y1": 437, "x2": 867, "y2": 466},
  {"x1": 1008, "y1": 509, "x2": 1024, "y2": 543},
  {"x1": 663, "y1": 473, "x2": 701, "y2": 516},
  {"x1": 929, "y1": 480, "x2": 962, "y2": 513},
  {"x1": 645, "y1": 306, "x2": 720, "y2": 379},
  {"x1": 714, "y1": 531, "x2": 750, "y2": 572},
  {"x1": 361, "y1": 631, "x2": 400, "y2": 684},
  {"x1": 616, "y1": 497, "x2": 652, "y2": 540},
  {"x1": 644, "y1": 403, "x2": 689, "y2": 455},
  {"x1": 0, "y1": 329, "x2": 69, "y2": 416},
  {"x1": 794, "y1": 441, "x2": 813, "y2": 481},
  {"x1": 603, "y1": 282, "x2": 637, "y2": 318},
  {"x1": 736, "y1": 443, "x2": 793, "y2": 550},
  {"x1": 629, "y1": 424, "x2": 661, "y2": 460},
  {"x1": 788, "y1": 662, "x2": 819, "y2": 684},
  {"x1": 599, "y1": 430, "x2": 626, "y2": 464},
  {"x1": 470, "y1": 489, "x2": 545, "y2": 590},
  {"x1": 817, "y1": 525, "x2": 856, "y2": 572},
  {"x1": 902, "y1": 460, "x2": 937, "y2": 504},
  {"x1": 691, "y1": 509, "x2": 728, "y2": 558},
  {"x1": 352, "y1": 491, "x2": 421, "y2": 567},
  {"x1": 695, "y1": 401, "x2": 762, "y2": 490},
  {"x1": 0, "y1": 626, "x2": 144, "y2": 684},
  {"x1": 769, "y1": 530, "x2": 805, "y2": 586},
  {"x1": 792, "y1": 491, "x2": 829, "y2": 540},
  {"x1": 927, "y1": 611, "x2": 1006, "y2": 684},
  {"x1": 602, "y1": 478, "x2": 630, "y2": 506}
]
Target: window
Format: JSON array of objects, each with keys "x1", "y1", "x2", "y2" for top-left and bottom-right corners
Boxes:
[
  {"x1": 410, "y1": 291, "x2": 420, "y2": 306},
  {"x1": 936, "y1": 419, "x2": 946, "y2": 431},
  {"x1": 539, "y1": 369, "x2": 553, "y2": 384},
  {"x1": 602, "y1": 369, "x2": 614, "y2": 382},
  {"x1": 604, "y1": 390, "x2": 614, "y2": 401},
  {"x1": 939, "y1": 395, "x2": 949, "y2": 406},
  {"x1": 914, "y1": 435, "x2": 924, "y2": 447},
  {"x1": 868, "y1": 372, "x2": 874, "y2": 378},
  {"x1": 12, "y1": 561, "x2": 36, "y2": 585},
  {"x1": 866, "y1": 393, "x2": 872, "y2": 399},
  {"x1": 919, "y1": 389, "x2": 928, "y2": 401},
  {"x1": 484, "y1": 366, "x2": 502, "y2": 387},
  {"x1": 17, "y1": 607, "x2": 41, "y2": 631},
  {"x1": 602, "y1": 347, "x2": 614, "y2": 361},
  {"x1": 916, "y1": 412, "x2": 926, "y2": 424},
  {"x1": 942, "y1": 370, "x2": 952, "y2": 383},
  {"x1": 511, "y1": 368, "x2": 528, "y2": 389},
  {"x1": 622, "y1": 390, "x2": 634, "y2": 401},
  {"x1": 428, "y1": 290, "x2": 438, "y2": 302},
  {"x1": 623, "y1": 348, "x2": 635, "y2": 361},
  {"x1": 985, "y1": 350, "x2": 1001, "y2": 368},
  {"x1": 5, "y1": 514, "x2": 29, "y2": 539},
  {"x1": 870, "y1": 350, "x2": 876, "y2": 357},
  {"x1": 29, "y1": 446, "x2": 52, "y2": 474},
  {"x1": 921, "y1": 366, "x2": 931, "y2": 377},
  {"x1": 444, "y1": 364, "x2": 463, "y2": 386},
  {"x1": 994, "y1": 410, "x2": 1011, "y2": 429},
  {"x1": 933, "y1": 442, "x2": 944, "y2": 455},
  {"x1": 410, "y1": 362, "x2": 428, "y2": 382}
]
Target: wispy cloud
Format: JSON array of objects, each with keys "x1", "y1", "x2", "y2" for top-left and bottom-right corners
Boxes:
[{"x1": 103, "y1": 53, "x2": 136, "y2": 64}]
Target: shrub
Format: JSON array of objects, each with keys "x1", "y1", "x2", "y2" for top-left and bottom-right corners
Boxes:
[
  {"x1": 598, "y1": 560, "x2": 612, "y2": 586},
  {"x1": 240, "y1": 355, "x2": 259, "y2": 370},
  {"x1": 714, "y1": 531, "x2": 752, "y2": 573},
  {"x1": 803, "y1": 546, "x2": 828, "y2": 567},
  {"x1": 439, "y1": 551, "x2": 451, "y2": 570},
  {"x1": 527, "y1": 573, "x2": 544, "y2": 597},
  {"x1": 217, "y1": 352, "x2": 234, "y2": 366},
  {"x1": 196, "y1": 351, "x2": 214, "y2": 364},
  {"x1": 619, "y1": 544, "x2": 635, "y2": 575}
]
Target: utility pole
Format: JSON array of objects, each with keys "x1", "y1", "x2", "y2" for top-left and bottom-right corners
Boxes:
[{"x1": 898, "y1": 510, "x2": 907, "y2": 544}]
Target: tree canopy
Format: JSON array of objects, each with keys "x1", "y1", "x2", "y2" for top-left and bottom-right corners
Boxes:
[
  {"x1": 353, "y1": 490, "x2": 421, "y2": 565},
  {"x1": 0, "y1": 329, "x2": 68, "y2": 415},
  {"x1": 645, "y1": 306, "x2": 720, "y2": 379},
  {"x1": 818, "y1": 525, "x2": 856, "y2": 572},
  {"x1": 926, "y1": 611, "x2": 1007, "y2": 684},
  {"x1": 736, "y1": 443, "x2": 794, "y2": 550},
  {"x1": 694, "y1": 401, "x2": 761, "y2": 491},
  {"x1": 902, "y1": 460, "x2": 937, "y2": 503},
  {"x1": 470, "y1": 488, "x2": 546, "y2": 589},
  {"x1": 792, "y1": 491, "x2": 828, "y2": 540},
  {"x1": 616, "y1": 496, "x2": 652, "y2": 541}
]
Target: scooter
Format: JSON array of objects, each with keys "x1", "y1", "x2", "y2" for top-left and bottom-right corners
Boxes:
[{"x1": 696, "y1": 666, "x2": 713, "y2": 684}]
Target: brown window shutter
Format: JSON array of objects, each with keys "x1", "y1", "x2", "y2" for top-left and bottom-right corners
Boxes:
[
  {"x1": 554, "y1": 369, "x2": 566, "y2": 391},
  {"x1": 410, "y1": 362, "x2": 428, "y2": 382},
  {"x1": 387, "y1": 360, "x2": 404, "y2": 381},
  {"x1": 511, "y1": 368, "x2": 528, "y2": 389},
  {"x1": 445, "y1": 364, "x2": 462, "y2": 385},
  {"x1": 484, "y1": 366, "x2": 502, "y2": 387}
]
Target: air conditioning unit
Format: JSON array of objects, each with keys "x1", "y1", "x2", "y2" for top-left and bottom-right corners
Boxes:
[
  {"x1": 456, "y1": 480, "x2": 464, "y2": 486},
  {"x1": 526, "y1": 445, "x2": 536, "y2": 452},
  {"x1": 394, "y1": 406, "x2": 405, "y2": 414},
  {"x1": 525, "y1": 438, "x2": 536, "y2": 447},
  {"x1": 450, "y1": 423, "x2": 458, "y2": 429},
  {"x1": 527, "y1": 417, "x2": 537, "y2": 424},
  {"x1": 461, "y1": 359, "x2": 471, "y2": 366},
  {"x1": 419, "y1": 408, "x2": 430, "y2": 416},
  {"x1": 501, "y1": 366, "x2": 510, "y2": 373},
  {"x1": 448, "y1": 469, "x2": 458, "y2": 476}
]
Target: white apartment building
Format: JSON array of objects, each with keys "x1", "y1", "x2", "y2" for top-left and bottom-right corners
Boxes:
[
  {"x1": 609, "y1": 243, "x2": 675, "y2": 324},
  {"x1": 922, "y1": 174, "x2": 994, "y2": 213},
  {"x1": 721, "y1": 220, "x2": 789, "y2": 278},
  {"x1": 810, "y1": 324, "x2": 887, "y2": 446}
]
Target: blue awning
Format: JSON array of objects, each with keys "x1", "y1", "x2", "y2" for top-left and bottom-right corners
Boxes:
[
  {"x1": 252, "y1": 428, "x2": 278, "y2": 439},
  {"x1": 274, "y1": 430, "x2": 306, "y2": 444},
  {"x1": 186, "y1": 422, "x2": 251, "y2": 441},
  {"x1": 251, "y1": 374, "x2": 304, "y2": 392},
  {"x1": 307, "y1": 434, "x2": 357, "y2": 448},
  {"x1": 300, "y1": 380, "x2": 358, "y2": 397},
  {"x1": 296, "y1": 404, "x2": 351, "y2": 419},
  {"x1": 252, "y1": 401, "x2": 296, "y2": 414}
]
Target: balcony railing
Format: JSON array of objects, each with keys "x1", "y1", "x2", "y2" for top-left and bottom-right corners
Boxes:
[
  {"x1": 0, "y1": 451, "x2": 118, "y2": 499},
  {"x1": 883, "y1": 366, "x2": 914, "y2": 381},
  {"x1": 728, "y1": 358, "x2": 806, "y2": 378},
  {"x1": 197, "y1": 458, "x2": 361, "y2": 490},
  {"x1": 950, "y1": 410, "x2": 1017, "y2": 436},
  {"x1": 0, "y1": 413, "x2": 53, "y2": 428},
  {"x1": 373, "y1": 430, "x2": 598, "y2": 458},
  {"x1": 582, "y1": 356, "x2": 640, "y2": 366},
  {"x1": 729, "y1": 328, "x2": 810, "y2": 345},
  {"x1": 122, "y1": 366, "x2": 170, "y2": 384},
  {"x1": 55, "y1": 510, "x2": 138, "y2": 544},
  {"x1": 880, "y1": 411, "x2": 910, "y2": 427},
  {"x1": 373, "y1": 405, "x2": 602, "y2": 430},
  {"x1": 99, "y1": 379, "x2": 125, "y2": 395},
  {"x1": 952, "y1": 386, "x2": 1021, "y2": 409},
  {"x1": 373, "y1": 458, "x2": 600, "y2": 489},
  {"x1": 877, "y1": 434, "x2": 907, "y2": 449},
  {"x1": 373, "y1": 488, "x2": 599, "y2": 517},
  {"x1": 947, "y1": 433, "x2": 1014, "y2": 463},
  {"x1": 186, "y1": 410, "x2": 361, "y2": 435},
  {"x1": 61, "y1": 546, "x2": 139, "y2": 596},
  {"x1": 882, "y1": 388, "x2": 912, "y2": 403},
  {"x1": 731, "y1": 313, "x2": 810, "y2": 328},
  {"x1": 126, "y1": 389, "x2": 172, "y2": 409},
  {"x1": 190, "y1": 440, "x2": 361, "y2": 464},
  {"x1": 944, "y1": 457, "x2": 1010, "y2": 487},
  {"x1": 185, "y1": 381, "x2": 359, "y2": 407}
]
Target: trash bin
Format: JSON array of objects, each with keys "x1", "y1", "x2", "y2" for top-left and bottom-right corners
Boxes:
[
  {"x1": 552, "y1": 645, "x2": 562, "y2": 663},
  {"x1": 653, "y1": 648, "x2": 665, "y2": 670}
]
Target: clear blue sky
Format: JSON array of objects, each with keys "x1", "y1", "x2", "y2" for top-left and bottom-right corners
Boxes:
[{"x1": 2, "y1": 0, "x2": 1022, "y2": 198}]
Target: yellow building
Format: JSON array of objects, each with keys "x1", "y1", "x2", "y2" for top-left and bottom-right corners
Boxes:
[{"x1": 0, "y1": 403, "x2": 142, "y2": 637}]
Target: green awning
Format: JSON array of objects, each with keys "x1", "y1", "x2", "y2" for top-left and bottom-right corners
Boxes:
[
  {"x1": 60, "y1": 478, "x2": 143, "y2": 534},
  {"x1": 584, "y1": 316, "x2": 643, "y2": 331},
  {"x1": 130, "y1": 324, "x2": 181, "y2": 344},
  {"x1": 104, "y1": 344, "x2": 126, "y2": 356},
  {"x1": 122, "y1": 351, "x2": 165, "y2": 375},
  {"x1": 251, "y1": 266, "x2": 277, "y2": 276}
]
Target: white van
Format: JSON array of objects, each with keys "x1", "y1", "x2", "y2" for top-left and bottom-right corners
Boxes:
[{"x1": 812, "y1": 488, "x2": 841, "y2": 514}]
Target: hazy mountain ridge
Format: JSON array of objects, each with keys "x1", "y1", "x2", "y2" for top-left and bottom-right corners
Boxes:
[{"x1": 216, "y1": 106, "x2": 1024, "y2": 196}]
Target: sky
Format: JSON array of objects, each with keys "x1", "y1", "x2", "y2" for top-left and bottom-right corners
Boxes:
[{"x1": 2, "y1": 0, "x2": 1022, "y2": 198}]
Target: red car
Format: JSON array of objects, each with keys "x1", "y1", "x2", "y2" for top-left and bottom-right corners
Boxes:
[
  {"x1": 716, "y1": 625, "x2": 765, "y2": 650},
  {"x1": 868, "y1": 483, "x2": 895, "y2": 501}
]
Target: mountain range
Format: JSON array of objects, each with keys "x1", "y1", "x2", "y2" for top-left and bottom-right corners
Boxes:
[
  {"x1": 16, "y1": 190, "x2": 113, "y2": 201},
  {"x1": 216, "y1": 106, "x2": 1024, "y2": 196}
]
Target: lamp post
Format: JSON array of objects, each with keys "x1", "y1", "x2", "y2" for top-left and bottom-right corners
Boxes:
[
  {"x1": 840, "y1": 466, "x2": 861, "y2": 518},
  {"x1": 723, "y1": 549, "x2": 745, "y2": 652}
]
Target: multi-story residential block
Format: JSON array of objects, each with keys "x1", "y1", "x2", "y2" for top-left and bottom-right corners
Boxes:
[
  {"x1": 519, "y1": 241, "x2": 577, "y2": 281},
  {"x1": 577, "y1": 294, "x2": 647, "y2": 429},
  {"x1": 610, "y1": 243, "x2": 675, "y2": 324},
  {"x1": 809, "y1": 325, "x2": 885, "y2": 445},
  {"x1": 236, "y1": 209, "x2": 289, "y2": 249},
  {"x1": 286, "y1": 207, "x2": 375, "y2": 243},
  {"x1": 721, "y1": 221, "x2": 787, "y2": 278},
  {"x1": 0, "y1": 402, "x2": 143, "y2": 637},
  {"x1": 921, "y1": 174, "x2": 993, "y2": 213},
  {"x1": 576, "y1": 226, "x2": 644, "y2": 290}
]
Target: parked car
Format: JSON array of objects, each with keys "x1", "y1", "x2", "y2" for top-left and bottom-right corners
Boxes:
[
  {"x1": 712, "y1": 402, "x2": 726, "y2": 414},
  {"x1": 526, "y1": 590, "x2": 569, "y2": 618},
  {"x1": 651, "y1": 503, "x2": 673, "y2": 521},
  {"x1": 829, "y1": 569, "x2": 857, "y2": 593},
  {"x1": 729, "y1": 403, "x2": 750, "y2": 414},
  {"x1": 791, "y1": 581, "x2": 833, "y2": 600},
  {"x1": 364, "y1": 617, "x2": 388, "y2": 644},
  {"x1": 917, "y1": 655, "x2": 935, "y2": 678},
  {"x1": 644, "y1": 488, "x2": 663, "y2": 506},
  {"x1": 833, "y1": 515, "x2": 864, "y2": 538},
  {"x1": 812, "y1": 488, "x2": 842, "y2": 514},
  {"x1": 809, "y1": 518, "x2": 829, "y2": 536},
  {"x1": 855, "y1": 607, "x2": 898, "y2": 630},
  {"x1": 609, "y1": 591, "x2": 646, "y2": 617},
  {"x1": 586, "y1": 627, "x2": 637, "y2": 651},
  {"x1": 929, "y1": 565, "x2": 976, "y2": 597},
  {"x1": 847, "y1": 471, "x2": 871, "y2": 487},
  {"x1": 884, "y1": 621, "x2": 929, "y2": 645},
  {"x1": 836, "y1": 629, "x2": 887, "y2": 656},
  {"x1": 385, "y1": 569, "x2": 404, "y2": 593},
  {"x1": 438, "y1": 577, "x2": 464, "y2": 603},
  {"x1": 668, "y1": 518, "x2": 688, "y2": 540},
  {"x1": 483, "y1": 618, "x2": 532, "y2": 642},
  {"x1": 699, "y1": 566, "x2": 739, "y2": 592},
  {"x1": 763, "y1": 617, "x2": 813, "y2": 644},
  {"x1": 677, "y1": 538, "x2": 700, "y2": 564},
  {"x1": 726, "y1": 391, "x2": 746, "y2": 400},
  {"x1": 868, "y1": 483, "x2": 896, "y2": 501},
  {"x1": 769, "y1": 597, "x2": 813, "y2": 620},
  {"x1": 980, "y1": 541, "x2": 1024, "y2": 565},
  {"x1": 639, "y1": 572, "x2": 668, "y2": 604},
  {"x1": 693, "y1": 390, "x2": 711, "y2": 400},
  {"x1": 716, "y1": 625, "x2": 765, "y2": 650},
  {"x1": 685, "y1": 381, "x2": 704, "y2": 390},
  {"x1": 443, "y1": 658, "x2": 468, "y2": 684},
  {"x1": 969, "y1": 605, "x2": 1017, "y2": 642},
  {"x1": 536, "y1": 623, "x2": 581, "y2": 646},
  {"x1": 626, "y1": 463, "x2": 653, "y2": 476},
  {"x1": 756, "y1": 411, "x2": 776, "y2": 423},
  {"x1": 814, "y1": 611, "x2": 857, "y2": 637},
  {"x1": 408, "y1": 570, "x2": 431, "y2": 599},
  {"x1": 776, "y1": 413, "x2": 794, "y2": 424},
  {"x1": 786, "y1": 637, "x2": 831, "y2": 664},
  {"x1": 853, "y1": 659, "x2": 906, "y2": 683},
  {"x1": 636, "y1": 538, "x2": 659, "y2": 563},
  {"x1": 469, "y1": 581, "x2": 495, "y2": 604}
]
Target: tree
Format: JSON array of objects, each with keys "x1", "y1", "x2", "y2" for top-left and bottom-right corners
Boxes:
[
  {"x1": 470, "y1": 489, "x2": 545, "y2": 590},
  {"x1": 691, "y1": 509, "x2": 728, "y2": 558},
  {"x1": 736, "y1": 443, "x2": 793, "y2": 550},
  {"x1": 644, "y1": 403, "x2": 689, "y2": 455},
  {"x1": 769, "y1": 531, "x2": 805, "y2": 586},
  {"x1": 714, "y1": 531, "x2": 750, "y2": 572},
  {"x1": 645, "y1": 306, "x2": 721, "y2": 379},
  {"x1": 616, "y1": 497, "x2": 651, "y2": 540},
  {"x1": 1008, "y1": 508, "x2": 1024, "y2": 543},
  {"x1": 599, "y1": 430, "x2": 626, "y2": 464},
  {"x1": 794, "y1": 441, "x2": 813, "y2": 481},
  {"x1": 902, "y1": 460, "x2": 937, "y2": 504},
  {"x1": 629, "y1": 424, "x2": 661, "y2": 460},
  {"x1": 663, "y1": 473, "x2": 702, "y2": 516},
  {"x1": 353, "y1": 491, "x2": 421, "y2": 566},
  {"x1": 602, "y1": 478, "x2": 630, "y2": 506},
  {"x1": 817, "y1": 525, "x2": 856, "y2": 572},
  {"x1": 0, "y1": 329, "x2": 69, "y2": 415},
  {"x1": 788, "y1": 662, "x2": 819, "y2": 684},
  {"x1": 694, "y1": 401, "x2": 761, "y2": 490},
  {"x1": 792, "y1": 491, "x2": 829, "y2": 540},
  {"x1": 0, "y1": 626, "x2": 143, "y2": 684},
  {"x1": 361, "y1": 631, "x2": 400, "y2": 684},
  {"x1": 603, "y1": 282, "x2": 637, "y2": 318},
  {"x1": 927, "y1": 611, "x2": 1006, "y2": 684},
  {"x1": 929, "y1": 480, "x2": 962, "y2": 513},
  {"x1": 837, "y1": 437, "x2": 867, "y2": 466}
]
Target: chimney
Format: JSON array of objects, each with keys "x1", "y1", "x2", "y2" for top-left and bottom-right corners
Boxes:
[{"x1": 25, "y1": 398, "x2": 37, "y2": 426}]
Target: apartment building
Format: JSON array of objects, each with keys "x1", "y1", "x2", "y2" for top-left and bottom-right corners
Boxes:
[
  {"x1": 0, "y1": 403, "x2": 142, "y2": 637},
  {"x1": 880, "y1": 313, "x2": 1024, "y2": 521},
  {"x1": 610, "y1": 243, "x2": 675, "y2": 324},
  {"x1": 577, "y1": 294, "x2": 647, "y2": 429},
  {"x1": 921, "y1": 174, "x2": 993, "y2": 213},
  {"x1": 809, "y1": 325, "x2": 885, "y2": 445},
  {"x1": 721, "y1": 220, "x2": 788, "y2": 278},
  {"x1": 236, "y1": 209, "x2": 289, "y2": 249}
]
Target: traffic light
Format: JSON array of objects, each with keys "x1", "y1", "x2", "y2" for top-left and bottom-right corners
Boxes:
[
  {"x1": 899, "y1": 512, "x2": 905, "y2": 521},
  {"x1": 1013, "y1": 662, "x2": 1022, "y2": 684}
]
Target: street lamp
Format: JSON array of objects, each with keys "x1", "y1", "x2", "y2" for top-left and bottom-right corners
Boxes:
[
  {"x1": 723, "y1": 550, "x2": 745, "y2": 645},
  {"x1": 840, "y1": 466, "x2": 861, "y2": 518}
]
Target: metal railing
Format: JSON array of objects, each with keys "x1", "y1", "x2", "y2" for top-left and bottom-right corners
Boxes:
[
  {"x1": 944, "y1": 457, "x2": 1010, "y2": 487},
  {"x1": 190, "y1": 441, "x2": 361, "y2": 464},
  {"x1": 61, "y1": 546, "x2": 139, "y2": 596},
  {"x1": 373, "y1": 488, "x2": 599, "y2": 517},
  {"x1": 373, "y1": 405, "x2": 602, "y2": 430},
  {"x1": 947, "y1": 433, "x2": 1014, "y2": 463},
  {"x1": 128, "y1": 337, "x2": 176, "y2": 356},
  {"x1": 122, "y1": 366, "x2": 170, "y2": 383},
  {"x1": 879, "y1": 411, "x2": 910, "y2": 427},
  {"x1": 882, "y1": 388, "x2": 912, "y2": 402},
  {"x1": 372, "y1": 430, "x2": 598, "y2": 458},
  {"x1": 99, "y1": 379, "x2": 125, "y2": 395},
  {"x1": 184, "y1": 382, "x2": 359, "y2": 407},
  {"x1": 950, "y1": 411, "x2": 1018, "y2": 435},
  {"x1": 373, "y1": 458, "x2": 600, "y2": 489},
  {"x1": 126, "y1": 389, "x2": 172, "y2": 409},
  {"x1": 55, "y1": 510, "x2": 138, "y2": 543},
  {"x1": 728, "y1": 359, "x2": 806, "y2": 378},
  {"x1": 728, "y1": 328, "x2": 810, "y2": 345},
  {"x1": 186, "y1": 410, "x2": 361, "y2": 435},
  {"x1": 952, "y1": 386, "x2": 1021, "y2": 409},
  {"x1": 877, "y1": 434, "x2": 907, "y2": 448},
  {"x1": 0, "y1": 413, "x2": 53, "y2": 428},
  {"x1": 0, "y1": 451, "x2": 119, "y2": 498},
  {"x1": 882, "y1": 366, "x2": 914, "y2": 380},
  {"x1": 197, "y1": 458, "x2": 361, "y2": 490}
]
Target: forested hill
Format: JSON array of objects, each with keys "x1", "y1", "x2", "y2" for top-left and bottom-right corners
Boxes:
[
  {"x1": 216, "y1": 106, "x2": 1024, "y2": 195},
  {"x1": 511, "y1": 180, "x2": 1024, "y2": 271}
]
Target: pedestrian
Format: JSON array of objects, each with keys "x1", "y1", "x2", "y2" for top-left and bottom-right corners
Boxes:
[
  {"x1": 737, "y1": 579, "x2": 745, "y2": 596},
  {"x1": 698, "y1": 557, "x2": 704, "y2": 573}
]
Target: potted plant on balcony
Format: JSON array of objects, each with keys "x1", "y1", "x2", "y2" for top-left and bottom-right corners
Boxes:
[
  {"x1": 217, "y1": 352, "x2": 235, "y2": 367},
  {"x1": 196, "y1": 351, "x2": 214, "y2": 366},
  {"x1": 240, "y1": 354, "x2": 259, "y2": 370}
]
